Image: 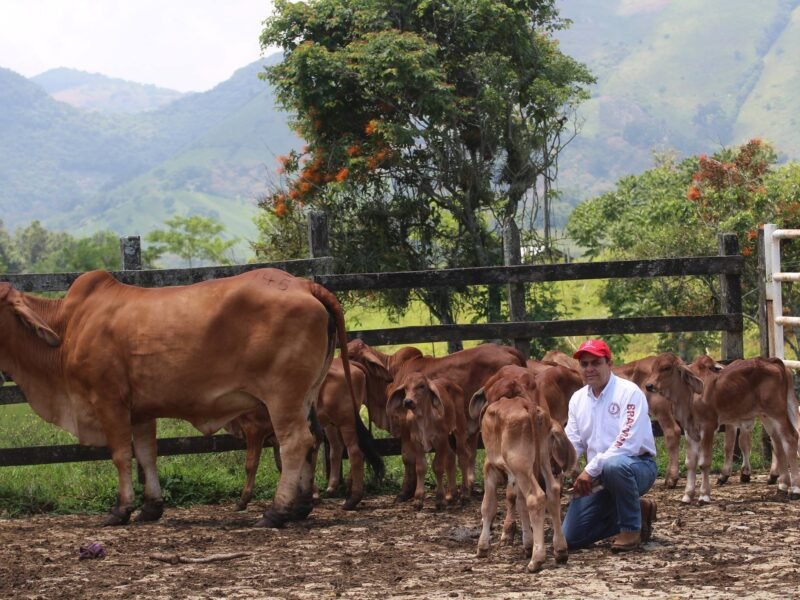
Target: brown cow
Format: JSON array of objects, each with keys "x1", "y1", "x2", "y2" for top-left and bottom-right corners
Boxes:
[
  {"x1": 685, "y1": 355, "x2": 755, "y2": 486},
  {"x1": 386, "y1": 373, "x2": 470, "y2": 510},
  {"x1": 472, "y1": 393, "x2": 576, "y2": 572},
  {"x1": 467, "y1": 363, "x2": 580, "y2": 545},
  {"x1": 0, "y1": 268, "x2": 353, "y2": 527},
  {"x1": 613, "y1": 356, "x2": 683, "y2": 488},
  {"x1": 227, "y1": 358, "x2": 384, "y2": 511},
  {"x1": 387, "y1": 343, "x2": 526, "y2": 491},
  {"x1": 644, "y1": 353, "x2": 800, "y2": 504},
  {"x1": 346, "y1": 340, "x2": 423, "y2": 431}
]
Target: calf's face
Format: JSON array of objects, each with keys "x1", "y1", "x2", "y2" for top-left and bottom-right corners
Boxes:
[
  {"x1": 387, "y1": 373, "x2": 445, "y2": 428},
  {"x1": 643, "y1": 353, "x2": 704, "y2": 437}
]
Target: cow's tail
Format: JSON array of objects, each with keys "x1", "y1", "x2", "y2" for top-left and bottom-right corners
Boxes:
[{"x1": 310, "y1": 282, "x2": 385, "y2": 481}]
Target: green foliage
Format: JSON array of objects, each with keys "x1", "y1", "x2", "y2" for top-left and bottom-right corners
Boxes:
[
  {"x1": 0, "y1": 219, "x2": 124, "y2": 274},
  {"x1": 145, "y1": 215, "x2": 239, "y2": 268},
  {"x1": 567, "y1": 141, "x2": 800, "y2": 359}
]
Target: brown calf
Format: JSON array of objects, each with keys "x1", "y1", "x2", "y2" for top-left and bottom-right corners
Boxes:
[
  {"x1": 613, "y1": 356, "x2": 683, "y2": 488},
  {"x1": 346, "y1": 340, "x2": 423, "y2": 432},
  {"x1": 644, "y1": 353, "x2": 800, "y2": 503},
  {"x1": 387, "y1": 374, "x2": 470, "y2": 510},
  {"x1": 473, "y1": 394, "x2": 576, "y2": 572}
]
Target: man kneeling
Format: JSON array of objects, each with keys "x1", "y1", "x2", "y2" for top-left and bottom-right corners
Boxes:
[{"x1": 564, "y1": 339, "x2": 658, "y2": 552}]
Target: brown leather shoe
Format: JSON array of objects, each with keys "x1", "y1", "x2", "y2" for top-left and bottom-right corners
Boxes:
[
  {"x1": 611, "y1": 529, "x2": 641, "y2": 553},
  {"x1": 640, "y1": 498, "x2": 657, "y2": 544}
]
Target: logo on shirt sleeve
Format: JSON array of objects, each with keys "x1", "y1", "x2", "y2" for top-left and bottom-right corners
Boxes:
[{"x1": 608, "y1": 402, "x2": 620, "y2": 416}]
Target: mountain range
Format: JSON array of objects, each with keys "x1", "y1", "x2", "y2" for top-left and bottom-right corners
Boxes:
[{"x1": 2, "y1": 0, "x2": 799, "y2": 254}]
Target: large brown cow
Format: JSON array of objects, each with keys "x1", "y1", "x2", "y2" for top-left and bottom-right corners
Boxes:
[
  {"x1": 613, "y1": 356, "x2": 683, "y2": 488},
  {"x1": 472, "y1": 393, "x2": 576, "y2": 573},
  {"x1": 0, "y1": 268, "x2": 353, "y2": 527},
  {"x1": 227, "y1": 358, "x2": 384, "y2": 511},
  {"x1": 644, "y1": 353, "x2": 800, "y2": 504}
]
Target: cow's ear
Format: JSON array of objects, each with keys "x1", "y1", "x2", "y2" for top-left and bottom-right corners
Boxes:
[
  {"x1": 469, "y1": 388, "x2": 487, "y2": 421},
  {"x1": 12, "y1": 299, "x2": 60, "y2": 347},
  {"x1": 427, "y1": 380, "x2": 447, "y2": 416},
  {"x1": 679, "y1": 366, "x2": 704, "y2": 395},
  {"x1": 386, "y1": 386, "x2": 405, "y2": 416},
  {"x1": 358, "y1": 351, "x2": 393, "y2": 382}
]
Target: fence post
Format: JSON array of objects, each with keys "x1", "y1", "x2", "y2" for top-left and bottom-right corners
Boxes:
[
  {"x1": 718, "y1": 233, "x2": 743, "y2": 361},
  {"x1": 308, "y1": 211, "x2": 330, "y2": 259},
  {"x1": 757, "y1": 226, "x2": 770, "y2": 357},
  {"x1": 503, "y1": 218, "x2": 530, "y2": 359},
  {"x1": 119, "y1": 235, "x2": 146, "y2": 483},
  {"x1": 119, "y1": 236, "x2": 142, "y2": 271}
]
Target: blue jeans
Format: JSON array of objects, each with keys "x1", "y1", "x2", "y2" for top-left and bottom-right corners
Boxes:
[{"x1": 563, "y1": 454, "x2": 658, "y2": 550}]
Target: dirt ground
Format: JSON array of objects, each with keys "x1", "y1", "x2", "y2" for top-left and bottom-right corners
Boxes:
[{"x1": 2, "y1": 474, "x2": 800, "y2": 600}]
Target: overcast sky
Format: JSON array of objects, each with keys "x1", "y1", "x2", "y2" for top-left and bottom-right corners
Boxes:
[{"x1": 0, "y1": 0, "x2": 277, "y2": 92}]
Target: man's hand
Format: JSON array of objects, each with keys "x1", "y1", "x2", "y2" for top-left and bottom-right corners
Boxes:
[{"x1": 573, "y1": 470, "x2": 594, "y2": 496}]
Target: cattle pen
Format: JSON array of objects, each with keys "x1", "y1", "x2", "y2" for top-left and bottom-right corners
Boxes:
[{"x1": 0, "y1": 226, "x2": 744, "y2": 468}]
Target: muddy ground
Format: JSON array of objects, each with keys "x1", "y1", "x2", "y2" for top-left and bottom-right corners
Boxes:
[{"x1": 2, "y1": 474, "x2": 799, "y2": 599}]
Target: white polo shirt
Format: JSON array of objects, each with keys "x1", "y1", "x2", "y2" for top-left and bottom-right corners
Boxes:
[{"x1": 565, "y1": 373, "x2": 656, "y2": 479}]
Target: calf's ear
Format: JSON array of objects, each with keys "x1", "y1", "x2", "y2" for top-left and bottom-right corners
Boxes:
[
  {"x1": 386, "y1": 386, "x2": 405, "y2": 416},
  {"x1": 427, "y1": 380, "x2": 446, "y2": 416},
  {"x1": 469, "y1": 389, "x2": 487, "y2": 421},
  {"x1": 12, "y1": 298, "x2": 60, "y2": 347},
  {"x1": 679, "y1": 365, "x2": 704, "y2": 395}
]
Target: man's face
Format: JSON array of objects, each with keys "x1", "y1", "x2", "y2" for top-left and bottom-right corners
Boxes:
[{"x1": 577, "y1": 354, "x2": 612, "y2": 391}]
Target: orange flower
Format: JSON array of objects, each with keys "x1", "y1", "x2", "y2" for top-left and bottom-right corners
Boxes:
[
  {"x1": 742, "y1": 246, "x2": 753, "y2": 257},
  {"x1": 687, "y1": 186, "x2": 702, "y2": 201},
  {"x1": 335, "y1": 167, "x2": 349, "y2": 182},
  {"x1": 346, "y1": 145, "x2": 360, "y2": 157},
  {"x1": 274, "y1": 201, "x2": 288, "y2": 218},
  {"x1": 365, "y1": 120, "x2": 378, "y2": 135}
]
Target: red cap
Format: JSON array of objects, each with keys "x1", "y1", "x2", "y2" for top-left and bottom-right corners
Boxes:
[{"x1": 573, "y1": 339, "x2": 612, "y2": 360}]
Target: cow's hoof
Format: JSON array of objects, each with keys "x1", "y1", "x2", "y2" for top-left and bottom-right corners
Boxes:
[
  {"x1": 255, "y1": 509, "x2": 287, "y2": 528},
  {"x1": 476, "y1": 546, "x2": 490, "y2": 558},
  {"x1": 698, "y1": 496, "x2": 711, "y2": 505},
  {"x1": 555, "y1": 550, "x2": 569, "y2": 565},
  {"x1": 395, "y1": 492, "x2": 412, "y2": 503},
  {"x1": 341, "y1": 498, "x2": 360, "y2": 511},
  {"x1": 767, "y1": 474, "x2": 779, "y2": 485},
  {"x1": 413, "y1": 500, "x2": 424, "y2": 512},
  {"x1": 740, "y1": 473, "x2": 751, "y2": 483},
  {"x1": 717, "y1": 475, "x2": 729, "y2": 485},
  {"x1": 103, "y1": 506, "x2": 133, "y2": 527},
  {"x1": 680, "y1": 495, "x2": 693, "y2": 505},
  {"x1": 665, "y1": 477, "x2": 678, "y2": 489},
  {"x1": 526, "y1": 560, "x2": 544, "y2": 573},
  {"x1": 235, "y1": 501, "x2": 249, "y2": 512},
  {"x1": 135, "y1": 500, "x2": 164, "y2": 522},
  {"x1": 790, "y1": 491, "x2": 800, "y2": 501}
]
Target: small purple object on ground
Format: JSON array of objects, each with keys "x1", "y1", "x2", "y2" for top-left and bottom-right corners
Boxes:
[{"x1": 79, "y1": 542, "x2": 106, "y2": 560}]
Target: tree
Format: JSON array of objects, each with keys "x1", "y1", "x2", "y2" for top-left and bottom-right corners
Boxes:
[
  {"x1": 256, "y1": 0, "x2": 593, "y2": 349},
  {"x1": 145, "y1": 215, "x2": 238, "y2": 268},
  {"x1": 567, "y1": 141, "x2": 800, "y2": 359}
]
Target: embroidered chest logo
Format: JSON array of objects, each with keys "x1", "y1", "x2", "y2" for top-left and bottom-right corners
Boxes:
[{"x1": 608, "y1": 402, "x2": 621, "y2": 416}]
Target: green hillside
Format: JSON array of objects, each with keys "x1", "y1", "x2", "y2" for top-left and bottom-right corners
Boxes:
[
  {"x1": 2, "y1": 3, "x2": 800, "y2": 247},
  {"x1": 32, "y1": 68, "x2": 185, "y2": 113},
  {"x1": 555, "y1": 0, "x2": 800, "y2": 213}
]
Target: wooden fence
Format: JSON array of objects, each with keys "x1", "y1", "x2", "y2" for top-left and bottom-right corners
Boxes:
[{"x1": 0, "y1": 232, "x2": 744, "y2": 467}]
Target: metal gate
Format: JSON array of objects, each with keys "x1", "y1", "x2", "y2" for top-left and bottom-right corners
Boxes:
[{"x1": 763, "y1": 223, "x2": 800, "y2": 368}]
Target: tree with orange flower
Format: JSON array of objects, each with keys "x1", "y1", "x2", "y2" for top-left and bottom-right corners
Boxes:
[{"x1": 254, "y1": 0, "x2": 593, "y2": 349}]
